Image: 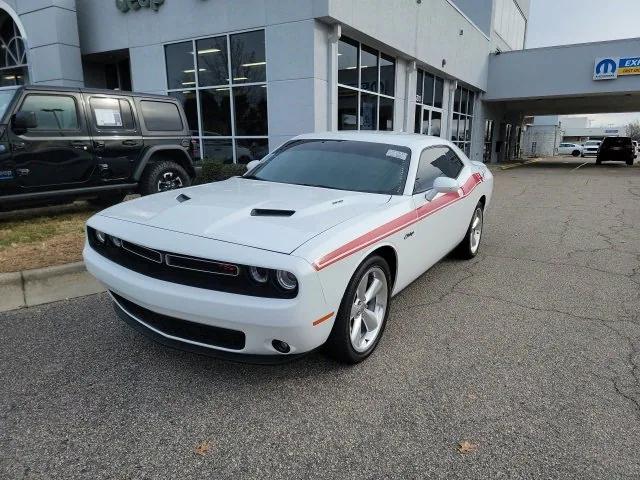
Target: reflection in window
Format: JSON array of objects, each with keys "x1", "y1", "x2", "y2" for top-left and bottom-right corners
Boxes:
[
  {"x1": 230, "y1": 30, "x2": 266, "y2": 84},
  {"x1": 196, "y1": 36, "x2": 228, "y2": 87},
  {"x1": 233, "y1": 86, "x2": 268, "y2": 136},
  {"x1": 20, "y1": 95, "x2": 78, "y2": 130},
  {"x1": 165, "y1": 30, "x2": 268, "y2": 163},
  {"x1": 337, "y1": 36, "x2": 395, "y2": 132},
  {"x1": 338, "y1": 87, "x2": 358, "y2": 131},
  {"x1": 200, "y1": 88, "x2": 232, "y2": 136},
  {"x1": 235, "y1": 139, "x2": 269, "y2": 163},
  {"x1": 451, "y1": 85, "x2": 475, "y2": 156},
  {"x1": 169, "y1": 90, "x2": 198, "y2": 135},
  {"x1": 415, "y1": 69, "x2": 445, "y2": 138}
]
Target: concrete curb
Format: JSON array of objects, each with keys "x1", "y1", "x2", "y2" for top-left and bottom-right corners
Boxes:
[{"x1": 0, "y1": 262, "x2": 106, "y2": 313}]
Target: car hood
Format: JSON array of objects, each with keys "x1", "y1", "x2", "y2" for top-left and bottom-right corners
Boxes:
[{"x1": 98, "y1": 178, "x2": 391, "y2": 254}]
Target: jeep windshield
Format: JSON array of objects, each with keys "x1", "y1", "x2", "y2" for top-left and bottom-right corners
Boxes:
[
  {"x1": 244, "y1": 139, "x2": 412, "y2": 195},
  {"x1": 0, "y1": 87, "x2": 17, "y2": 121}
]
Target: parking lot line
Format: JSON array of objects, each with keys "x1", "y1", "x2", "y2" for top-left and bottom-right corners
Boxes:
[
  {"x1": 500, "y1": 159, "x2": 539, "y2": 170},
  {"x1": 571, "y1": 161, "x2": 591, "y2": 171}
]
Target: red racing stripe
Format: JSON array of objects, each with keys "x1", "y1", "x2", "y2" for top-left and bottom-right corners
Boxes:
[{"x1": 313, "y1": 173, "x2": 483, "y2": 270}]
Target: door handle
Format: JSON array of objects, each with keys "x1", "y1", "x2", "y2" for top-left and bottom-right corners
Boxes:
[
  {"x1": 122, "y1": 140, "x2": 139, "y2": 146},
  {"x1": 11, "y1": 142, "x2": 25, "y2": 151},
  {"x1": 93, "y1": 141, "x2": 105, "y2": 150},
  {"x1": 70, "y1": 141, "x2": 88, "y2": 150}
]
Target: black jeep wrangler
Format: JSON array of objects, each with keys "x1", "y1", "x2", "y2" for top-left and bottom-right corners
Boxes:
[{"x1": 0, "y1": 85, "x2": 197, "y2": 210}]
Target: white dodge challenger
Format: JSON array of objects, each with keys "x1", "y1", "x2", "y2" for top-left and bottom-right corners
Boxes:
[{"x1": 84, "y1": 132, "x2": 493, "y2": 364}]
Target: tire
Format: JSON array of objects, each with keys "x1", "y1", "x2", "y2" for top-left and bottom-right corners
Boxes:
[
  {"x1": 572, "y1": 150, "x2": 580, "y2": 157},
  {"x1": 453, "y1": 203, "x2": 484, "y2": 260},
  {"x1": 139, "y1": 160, "x2": 191, "y2": 196},
  {"x1": 627, "y1": 158, "x2": 634, "y2": 166},
  {"x1": 325, "y1": 255, "x2": 392, "y2": 364},
  {"x1": 596, "y1": 158, "x2": 602, "y2": 165},
  {"x1": 88, "y1": 192, "x2": 126, "y2": 208},
  {"x1": 581, "y1": 154, "x2": 585, "y2": 158}
]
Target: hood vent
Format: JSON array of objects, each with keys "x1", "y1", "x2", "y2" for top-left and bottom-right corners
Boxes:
[
  {"x1": 250, "y1": 208, "x2": 295, "y2": 217},
  {"x1": 176, "y1": 194, "x2": 191, "y2": 203}
]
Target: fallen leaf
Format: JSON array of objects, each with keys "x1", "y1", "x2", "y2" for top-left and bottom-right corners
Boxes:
[
  {"x1": 457, "y1": 440, "x2": 478, "y2": 454},
  {"x1": 194, "y1": 441, "x2": 212, "y2": 456}
]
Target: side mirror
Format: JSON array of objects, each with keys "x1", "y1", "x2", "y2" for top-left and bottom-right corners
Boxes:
[
  {"x1": 246, "y1": 160, "x2": 260, "y2": 172},
  {"x1": 426, "y1": 177, "x2": 460, "y2": 201},
  {"x1": 12, "y1": 111, "x2": 37, "y2": 131}
]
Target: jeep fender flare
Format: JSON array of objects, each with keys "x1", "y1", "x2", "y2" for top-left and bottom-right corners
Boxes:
[{"x1": 133, "y1": 146, "x2": 195, "y2": 181}]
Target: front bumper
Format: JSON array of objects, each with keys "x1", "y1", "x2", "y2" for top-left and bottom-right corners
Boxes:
[{"x1": 84, "y1": 243, "x2": 336, "y2": 358}]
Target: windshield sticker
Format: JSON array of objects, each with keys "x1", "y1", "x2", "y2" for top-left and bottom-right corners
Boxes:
[
  {"x1": 386, "y1": 149, "x2": 408, "y2": 161},
  {"x1": 95, "y1": 108, "x2": 123, "y2": 128}
]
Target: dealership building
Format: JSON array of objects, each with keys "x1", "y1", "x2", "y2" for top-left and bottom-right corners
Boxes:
[{"x1": 3, "y1": 0, "x2": 640, "y2": 165}]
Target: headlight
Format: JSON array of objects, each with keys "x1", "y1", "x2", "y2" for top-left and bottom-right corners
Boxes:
[
  {"x1": 249, "y1": 266, "x2": 269, "y2": 284},
  {"x1": 111, "y1": 236, "x2": 123, "y2": 247},
  {"x1": 94, "y1": 230, "x2": 107, "y2": 244},
  {"x1": 276, "y1": 270, "x2": 298, "y2": 290}
]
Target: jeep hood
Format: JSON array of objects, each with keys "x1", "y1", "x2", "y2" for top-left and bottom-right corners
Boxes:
[{"x1": 99, "y1": 178, "x2": 391, "y2": 254}]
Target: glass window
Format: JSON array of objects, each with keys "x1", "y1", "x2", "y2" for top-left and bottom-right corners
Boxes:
[
  {"x1": 380, "y1": 54, "x2": 395, "y2": 97},
  {"x1": 203, "y1": 138, "x2": 233, "y2": 164},
  {"x1": 165, "y1": 30, "x2": 269, "y2": 164},
  {"x1": 337, "y1": 37, "x2": 395, "y2": 132},
  {"x1": 196, "y1": 36, "x2": 228, "y2": 87},
  {"x1": 360, "y1": 45, "x2": 378, "y2": 92},
  {"x1": 247, "y1": 139, "x2": 411, "y2": 195},
  {"x1": 89, "y1": 97, "x2": 134, "y2": 130},
  {"x1": 230, "y1": 30, "x2": 266, "y2": 84},
  {"x1": 338, "y1": 37, "x2": 358, "y2": 88},
  {"x1": 360, "y1": 93, "x2": 377, "y2": 130},
  {"x1": 451, "y1": 86, "x2": 476, "y2": 156},
  {"x1": 416, "y1": 70, "x2": 423, "y2": 103},
  {"x1": 233, "y1": 85, "x2": 268, "y2": 136},
  {"x1": 434, "y1": 77, "x2": 444, "y2": 109},
  {"x1": 414, "y1": 105, "x2": 421, "y2": 134},
  {"x1": 431, "y1": 111, "x2": 442, "y2": 137},
  {"x1": 414, "y1": 147, "x2": 463, "y2": 194},
  {"x1": 169, "y1": 90, "x2": 198, "y2": 135},
  {"x1": 165, "y1": 42, "x2": 195, "y2": 90},
  {"x1": 200, "y1": 88, "x2": 232, "y2": 136},
  {"x1": 379, "y1": 97, "x2": 394, "y2": 131},
  {"x1": 338, "y1": 87, "x2": 358, "y2": 130},
  {"x1": 20, "y1": 94, "x2": 79, "y2": 130},
  {"x1": 423, "y1": 73, "x2": 434, "y2": 106},
  {"x1": 235, "y1": 138, "x2": 269, "y2": 164},
  {"x1": 140, "y1": 100, "x2": 183, "y2": 131}
]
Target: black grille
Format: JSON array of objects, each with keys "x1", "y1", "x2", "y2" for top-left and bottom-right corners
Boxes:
[
  {"x1": 87, "y1": 227, "x2": 297, "y2": 299},
  {"x1": 112, "y1": 292, "x2": 245, "y2": 350}
]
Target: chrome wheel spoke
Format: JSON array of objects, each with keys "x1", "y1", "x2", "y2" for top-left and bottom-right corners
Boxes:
[
  {"x1": 361, "y1": 308, "x2": 379, "y2": 332},
  {"x1": 364, "y1": 278, "x2": 382, "y2": 303},
  {"x1": 350, "y1": 315, "x2": 363, "y2": 344},
  {"x1": 356, "y1": 276, "x2": 368, "y2": 302}
]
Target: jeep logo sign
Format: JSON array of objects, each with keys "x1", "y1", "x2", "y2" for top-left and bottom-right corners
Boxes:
[{"x1": 116, "y1": 0, "x2": 165, "y2": 12}]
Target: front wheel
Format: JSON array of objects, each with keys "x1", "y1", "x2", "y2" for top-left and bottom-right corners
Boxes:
[
  {"x1": 325, "y1": 255, "x2": 391, "y2": 364},
  {"x1": 453, "y1": 204, "x2": 484, "y2": 259},
  {"x1": 572, "y1": 150, "x2": 580, "y2": 157},
  {"x1": 139, "y1": 161, "x2": 191, "y2": 196}
]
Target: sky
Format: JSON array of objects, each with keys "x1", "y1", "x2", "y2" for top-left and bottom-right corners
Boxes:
[{"x1": 526, "y1": 0, "x2": 640, "y2": 127}]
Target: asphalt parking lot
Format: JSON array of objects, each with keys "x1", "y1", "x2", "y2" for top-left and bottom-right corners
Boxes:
[{"x1": 2, "y1": 157, "x2": 639, "y2": 479}]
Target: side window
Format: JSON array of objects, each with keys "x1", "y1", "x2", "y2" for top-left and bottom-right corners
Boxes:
[
  {"x1": 140, "y1": 100, "x2": 183, "y2": 131},
  {"x1": 413, "y1": 146, "x2": 464, "y2": 194},
  {"x1": 89, "y1": 97, "x2": 135, "y2": 130},
  {"x1": 19, "y1": 94, "x2": 79, "y2": 131}
]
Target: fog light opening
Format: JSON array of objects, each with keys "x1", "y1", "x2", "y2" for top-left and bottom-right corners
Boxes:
[{"x1": 272, "y1": 339, "x2": 291, "y2": 354}]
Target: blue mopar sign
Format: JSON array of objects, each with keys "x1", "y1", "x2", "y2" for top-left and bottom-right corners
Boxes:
[{"x1": 594, "y1": 57, "x2": 619, "y2": 80}]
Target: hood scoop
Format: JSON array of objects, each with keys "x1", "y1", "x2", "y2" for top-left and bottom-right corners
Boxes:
[
  {"x1": 176, "y1": 193, "x2": 191, "y2": 203},
  {"x1": 250, "y1": 208, "x2": 295, "y2": 217}
]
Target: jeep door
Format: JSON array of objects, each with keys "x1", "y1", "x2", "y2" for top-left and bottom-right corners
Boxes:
[
  {"x1": 9, "y1": 91, "x2": 94, "y2": 191},
  {"x1": 84, "y1": 94, "x2": 143, "y2": 181}
]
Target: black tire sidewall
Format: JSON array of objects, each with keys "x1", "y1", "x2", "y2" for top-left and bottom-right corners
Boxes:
[
  {"x1": 326, "y1": 255, "x2": 392, "y2": 364},
  {"x1": 140, "y1": 161, "x2": 191, "y2": 196}
]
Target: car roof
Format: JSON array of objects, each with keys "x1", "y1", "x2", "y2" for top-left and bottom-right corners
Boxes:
[
  {"x1": 13, "y1": 85, "x2": 173, "y2": 101},
  {"x1": 291, "y1": 131, "x2": 453, "y2": 149}
]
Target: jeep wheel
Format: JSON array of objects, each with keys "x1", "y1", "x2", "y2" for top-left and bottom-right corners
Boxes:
[{"x1": 139, "y1": 161, "x2": 191, "y2": 196}]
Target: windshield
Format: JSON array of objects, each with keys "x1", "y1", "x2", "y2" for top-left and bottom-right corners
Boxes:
[
  {"x1": 245, "y1": 139, "x2": 412, "y2": 195},
  {"x1": 0, "y1": 88, "x2": 17, "y2": 120}
]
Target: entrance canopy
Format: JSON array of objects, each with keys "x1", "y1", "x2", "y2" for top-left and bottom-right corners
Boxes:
[{"x1": 485, "y1": 37, "x2": 640, "y2": 115}]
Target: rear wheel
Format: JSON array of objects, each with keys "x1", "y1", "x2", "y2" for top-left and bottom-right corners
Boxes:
[
  {"x1": 572, "y1": 150, "x2": 580, "y2": 157},
  {"x1": 325, "y1": 255, "x2": 391, "y2": 364},
  {"x1": 453, "y1": 203, "x2": 484, "y2": 259},
  {"x1": 139, "y1": 160, "x2": 191, "y2": 196}
]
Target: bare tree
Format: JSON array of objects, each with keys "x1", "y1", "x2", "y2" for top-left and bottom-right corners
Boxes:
[{"x1": 626, "y1": 120, "x2": 640, "y2": 141}]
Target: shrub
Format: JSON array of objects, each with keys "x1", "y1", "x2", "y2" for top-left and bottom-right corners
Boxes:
[{"x1": 197, "y1": 160, "x2": 247, "y2": 184}]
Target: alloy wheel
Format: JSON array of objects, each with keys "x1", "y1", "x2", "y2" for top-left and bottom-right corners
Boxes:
[{"x1": 349, "y1": 266, "x2": 388, "y2": 353}]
